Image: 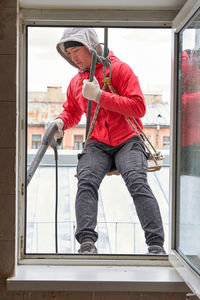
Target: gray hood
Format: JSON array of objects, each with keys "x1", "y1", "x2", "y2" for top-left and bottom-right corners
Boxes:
[{"x1": 56, "y1": 27, "x2": 103, "y2": 69}]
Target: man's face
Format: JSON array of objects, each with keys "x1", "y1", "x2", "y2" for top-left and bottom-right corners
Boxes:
[{"x1": 65, "y1": 46, "x2": 92, "y2": 69}]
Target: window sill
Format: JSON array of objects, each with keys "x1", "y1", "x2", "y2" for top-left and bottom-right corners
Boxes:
[{"x1": 7, "y1": 264, "x2": 189, "y2": 292}]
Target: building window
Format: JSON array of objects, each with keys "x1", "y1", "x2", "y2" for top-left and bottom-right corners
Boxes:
[
  {"x1": 146, "y1": 135, "x2": 152, "y2": 146},
  {"x1": 25, "y1": 26, "x2": 171, "y2": 256},
  {"x1": 32, "y1": 134, "x2": 42, "y2": 149},
  {"x1": 163, "y1": 136, "x2": 170, "y2": 149},
  {"x1": 73, "y1": 135, "x2": 83, "y2": 150},
  {"x1": 176, "y1": 8, "x2": 200, "y2": 276}
]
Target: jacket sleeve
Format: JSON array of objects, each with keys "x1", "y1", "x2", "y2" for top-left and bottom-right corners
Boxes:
[
  {"x1": 99, "y1": 62, "x2": 146, "y2": 118},
  {"x1": 57, "y1": 79, "x2": 83, "y2": 130}
]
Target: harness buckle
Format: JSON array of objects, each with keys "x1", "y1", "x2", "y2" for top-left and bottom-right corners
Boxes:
[{"x1": 103, "y1": 77, "x2": 111, "y2": 85}]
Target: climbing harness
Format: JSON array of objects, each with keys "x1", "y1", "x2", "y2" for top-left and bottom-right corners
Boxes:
[
  {"x1": 82, "y1": 28, "x2": 164, "y2": 175},
  {"x1": 83, "y1": 71, "x2": 164, "y2": 174}
]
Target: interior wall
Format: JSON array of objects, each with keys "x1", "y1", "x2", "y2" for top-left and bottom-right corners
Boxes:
[
  {"x1": 0, "y1": 0, "x2": 17, "y2": 283},
  {"x1": 0, "y1": 0, "x2": 192, "y2": 298}
]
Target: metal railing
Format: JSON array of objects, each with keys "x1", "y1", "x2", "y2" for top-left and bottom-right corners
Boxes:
[{"x1": 26, "y1": 220, "x2": 169, "y2": 255}]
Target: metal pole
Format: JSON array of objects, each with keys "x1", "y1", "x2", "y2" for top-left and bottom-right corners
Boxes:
[
  {"x1": 85, "y1": 50, "x2": 97, "y2": 139},
  {"x1": 115, "y1": 222, "x2": 118, "y2": 253},
  {"x1": 104, "y1": 27, "x2": 108, "y2": 57},
  {"x1": 85, "y1": 28, "x2": 108, "y2": 139}
]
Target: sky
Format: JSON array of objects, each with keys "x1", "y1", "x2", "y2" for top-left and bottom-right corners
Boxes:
[{"x1": 27, "y1": 27, "x2": 172, "y2": 101}]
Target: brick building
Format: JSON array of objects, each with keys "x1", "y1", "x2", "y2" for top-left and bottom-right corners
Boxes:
[{"x1": 28, "y1": 86, "x2": 170, "y2": 150}]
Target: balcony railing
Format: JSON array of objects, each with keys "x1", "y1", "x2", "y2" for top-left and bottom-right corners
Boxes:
[{"x1": 26, "y1": 220, "x2": 169, "y2": 255}]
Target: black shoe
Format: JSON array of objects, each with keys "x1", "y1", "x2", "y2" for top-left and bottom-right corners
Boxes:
[
  {"x1": 147, "y1": 245, "x2": 166, "y2": 255},
  {"x1": 78, "y1": 241, "x2": 98, "y2": 254}
]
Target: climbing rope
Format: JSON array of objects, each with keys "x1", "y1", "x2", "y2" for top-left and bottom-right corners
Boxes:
[{"x1": 82, "y1": 27, "x2": 164, "y2": 175}]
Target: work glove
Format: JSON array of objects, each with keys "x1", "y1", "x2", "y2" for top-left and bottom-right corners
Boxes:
[
  {"x1": 52, "y1": 118, "x2": 64, "y2": 140},
  {"x1": 82, "y1": 76, "x2": 102, "y2": 103}
]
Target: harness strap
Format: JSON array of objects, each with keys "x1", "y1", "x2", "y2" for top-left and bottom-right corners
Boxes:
[
  {"x1": 105, "y1": 83, "x2": 160, "y2": 166},
  {"x1": 83, "y1": 73, "x2": 161, "y2": 168}
]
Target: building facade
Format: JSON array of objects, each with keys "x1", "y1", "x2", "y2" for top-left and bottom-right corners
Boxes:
[{"x1": 28, "y1": 86, "x2": 170, "y2": 150}]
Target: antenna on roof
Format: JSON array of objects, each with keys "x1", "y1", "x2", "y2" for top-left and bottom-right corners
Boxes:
[{"x1": 104, "y1": 27, "x2": 108, "y2": 57}]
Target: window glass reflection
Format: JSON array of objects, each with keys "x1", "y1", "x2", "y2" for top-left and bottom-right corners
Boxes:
[{"x1": 177, "y1": 11, "x2": 200, "y2": 274}]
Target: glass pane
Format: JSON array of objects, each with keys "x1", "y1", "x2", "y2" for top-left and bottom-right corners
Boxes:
[
  {"x1": 73, "y1": 135, "x2": 83, "y2": 150},
  {"x1": 32, "y1": 134, "x2": 42, "y2": 141},
  {"x1": 31, "y1": 134, "x2": 42, "y2": 149},
  {"x1": 163, "y1": 136, "x2": 170, "y2": 149},
  {"x1": 176, "y1": 9, "x2": 200, "y2": 274}
]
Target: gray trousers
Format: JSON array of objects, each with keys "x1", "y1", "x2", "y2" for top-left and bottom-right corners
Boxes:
[{"x1": 75, "y1": 136, "x2": 165, "y2": 247}]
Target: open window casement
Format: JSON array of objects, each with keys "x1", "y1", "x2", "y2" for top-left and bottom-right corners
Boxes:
[{"x1": 169, "y1": 0, "x2": 200, "y2": 297}]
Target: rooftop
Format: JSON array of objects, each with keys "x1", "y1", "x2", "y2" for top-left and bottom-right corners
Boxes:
[
  {"x1": 28, "y1": 99, "x2": 170, "y2": 126},
  {"x1": 26, "y1": 150, "x2": 170, "y2": 255}
]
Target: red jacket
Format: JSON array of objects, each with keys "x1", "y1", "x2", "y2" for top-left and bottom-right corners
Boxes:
[
  {"x1": 58, "y1": 51, "x2": 146, "y2": 147},
  {"x1": 181, "y1": 50, "x2": 200, "y2": 146},
  {"x1": 181, "y1": 92, "x2": 200, "y2": 147}
]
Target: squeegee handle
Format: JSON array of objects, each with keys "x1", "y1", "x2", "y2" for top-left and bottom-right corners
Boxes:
[{"x1": 27, "y1": 122, "x2": 58, "y2": 186}]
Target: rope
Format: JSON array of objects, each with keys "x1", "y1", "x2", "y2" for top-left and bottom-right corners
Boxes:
[
  {"x1": 83, "y1": 59, "x2": 112, "y2": 151},
  {"x1": 82, "y1": 69, "x2": 163, "y2": 173},
  {"x1": 80, "y1": 45, "x2": 164, "y2": 175},
  {"x1": 106, "y1": 83, "x2": 161, "y2": 166},
  {"x1": 105, "y1": 83, "x2": 159, "y2": 167}
]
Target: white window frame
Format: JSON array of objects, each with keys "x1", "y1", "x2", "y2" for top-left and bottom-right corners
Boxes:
[
  {"x1": 18, "y1": 8, "x2": 175, "y2": 264},
  {"x1": 169, "y1": 0, "x2": 200, "y2": 297},
  {"x1": 11, "y1": 3, "x2": 198, "y2": 295}
]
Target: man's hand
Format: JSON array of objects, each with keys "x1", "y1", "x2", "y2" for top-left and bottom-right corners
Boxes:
[
  {"x1": 82, "y1": 76, "x2": 102, "y2": 103},
  {"x1": 51, "y1": 118, "x2": 64, "y2": 139}
]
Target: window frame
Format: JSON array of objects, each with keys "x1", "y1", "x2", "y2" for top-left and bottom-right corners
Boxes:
[
  {"x1": 31, "y1": 134, "x2": 42, "y2": 149},
  {"x1": 73, "y1": 134, "x2": 84, "y2": 150},
  {"x1": 163, "y1": 136, "x2": 170, "y2": 150},
  {"x1": 18, "y1": 8, "x2": 175, "y2": 265},
  {"x1": 169, "y1": 0, "x2": 200, "y2": 297}
]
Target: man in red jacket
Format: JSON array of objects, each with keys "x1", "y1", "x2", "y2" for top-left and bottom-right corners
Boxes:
[
  {"x1": 53, "y1": 27, "x2": 165, "y2": 255},
  {"x1": 181, "y1": 49, "x2": 200, "y2": 176}
]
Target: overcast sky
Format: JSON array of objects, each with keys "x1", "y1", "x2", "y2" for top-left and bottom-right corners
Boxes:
[{"x1": 28, "y1": 27, "x2": 172, "y2": 101}]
